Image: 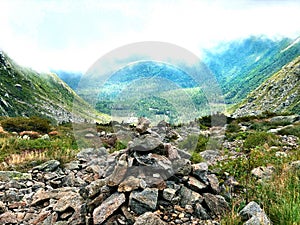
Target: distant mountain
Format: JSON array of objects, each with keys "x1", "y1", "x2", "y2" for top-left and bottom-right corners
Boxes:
[
  {"x1": 203, "y1": 36, "x2": 300, "y2": 104},
  {"x1": 54, "y1": 70, "x2": 82, "y2": 90},
  {"x1": 232, "y1": 55, "x2": 300, "y2": 117},
  {"x1": 0, "y1": 51, "x2": 108, "y2": 123}
]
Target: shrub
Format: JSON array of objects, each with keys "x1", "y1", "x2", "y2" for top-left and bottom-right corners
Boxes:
[
  {"x1": 226, "y1": 122, "x2": 241, "y2": 133},
  {"x1": 190, "y1": 151, "x2": 204, "y2": 164},
  {"x1": 277, "y1": 124, "x2": 300, "y2": 138},
  {"x1": 243, "y1": 132, "x2": 278, "y2": 149},
  {"x1": 1, "y1": 116, "x2": 51, "y2": 133}
]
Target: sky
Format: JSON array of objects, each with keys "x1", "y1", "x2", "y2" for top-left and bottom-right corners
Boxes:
[{"x1": 1, "y1": 0, "x2": 300, "y2": 72}]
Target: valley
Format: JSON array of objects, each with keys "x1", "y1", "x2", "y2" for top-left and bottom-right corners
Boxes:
[{"x1": 0, "y1": 34, "x2": 299, "y2": 225}]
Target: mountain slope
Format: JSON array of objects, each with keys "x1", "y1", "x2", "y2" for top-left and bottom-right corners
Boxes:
[
  {"x1": 203, "y1": 36, "x2": 300, "y2": 104},
  {"x1": 232, "y1": 55, "x2": 300, "y2": 117},
  {"x1": 0, "y1": 51, "x2": 108, "y2": 123}
]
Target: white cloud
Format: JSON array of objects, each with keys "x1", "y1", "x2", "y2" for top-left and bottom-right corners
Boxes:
[{"x1": 0, "y1": 0, "x2": 300, "y2": 72}]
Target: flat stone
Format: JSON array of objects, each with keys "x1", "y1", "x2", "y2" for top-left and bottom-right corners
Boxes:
[
  {"x1": 207, "y1": 174, "x2": 220, "y2": 193},
  {"x1": 130, "y1": 135, "x2": 163, "y2": 152},
  {"x1": 188, "y1": 176, "x2": 207, "y2": 192},
  {"x1": 177, "y1": 149, "x2": 192, "y2": 160},
  {"x1": 93, "y1": 192, "x2": 126, "y2": 224},
  {"x1": 118, "y1": 176, "x2": 141, "y2": 192},
  {"x1": 129, "y1": 188, "x2": 158, "y2": 215},
  {"x1": 134, "y1": 212, "x2": 166, "y2": 225},
  {"x1": 64, "y1": 161, "x2": 81, "y2": 170},
  {"x1": 33, "y1": 160, "x2": 60, "y2": 172},
  {"x1": 107, "y1": 154, "x2": 128, "y2": 186}
]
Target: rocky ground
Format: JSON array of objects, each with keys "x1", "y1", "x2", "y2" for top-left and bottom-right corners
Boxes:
[{"x1": 0, "y1": 116, "x2": 299, "y2": 224}]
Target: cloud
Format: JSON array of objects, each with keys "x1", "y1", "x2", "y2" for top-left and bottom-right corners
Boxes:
[{"x1": 0, "y1": 0, "x2": 300, "y2": 72}]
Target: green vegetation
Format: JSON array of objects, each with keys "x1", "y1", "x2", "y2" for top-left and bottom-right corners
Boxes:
[
  {"x1": 278, "y1": 123, "x2": 300, "y2": 138},
  {"x1": 178, "y1": 134, "x2": 209, "y2": 153},
  {"x1": 214, "y1": 114, "x2": 300, "y2": 225},
  {"x1": 1, "y1": 116, "x2": 51, "y2": 133},
  {"x1": 0, "y1": 51, "x2": 108, "y2": 123},
  {"x1": 204, "y1": 36, "x2": 300, "y2": 104},
  {"x1": 0, "y1": 121, "x2": 78, "y2": 171},
  {"x1": 243, "y1": 132, "x2": 279, "y2": 149}
]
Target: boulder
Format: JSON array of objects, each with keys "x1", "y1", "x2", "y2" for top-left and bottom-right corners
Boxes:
[
  {"x1": 129, "y1": 188, "x2": 158, "y2": 215},
  {"x1": 130, "y1": 135, "x2": 163, "y2": 152},
  {"x1": 203, "y1": 193, "x2": 229, "y2": 217},
  {"x1": 93, "y1": 192, "x2": 126, "y2": 224},
  {"x1": 134, "y1": 212, "x2": 166, "y2": 225},
  {"x1": 136, "y1": 117, "x2": 151, "y2": 134},
  {"x1": 33, "y1": 160, "x2": 60, "y2": 172}
]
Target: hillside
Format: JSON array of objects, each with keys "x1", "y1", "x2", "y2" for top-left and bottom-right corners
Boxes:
[
  {"x1": 233, "y1": 55, "x2": 300, "y2": 117},
  {"x1": 0, "y1": 51, "x2": 108, "y2": 123},
  {"x1": 203, "y1": 36, "x2": 300, "y2": 104}
]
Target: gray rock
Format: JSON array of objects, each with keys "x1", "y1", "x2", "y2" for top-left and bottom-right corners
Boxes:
[
  {"x1": 129, "y1": 188, "x2": 158, "y2": 215},
  {"x1": 172, "y1": 158, "x2": 192, "y2": 176},
  {"x1": 64, "y1": 161, "x2": 81, "y2": 170},
  {"x1": 207, "y1": 174, "x2": 220, "y2": 194},
  {"x1": 118, "y1": 176, "x2": 141, "y2": 192},
  {"x1": 195, "y1": 203, "x2": 211, "y2": 220},
  {"x1": 179, "y1": 185, "x2": 203, "y2": 207},
  {"x1": 41, "y1": 134, "x2": 50, "y2": 140},
  {"x1": 163, "y1": 188, "x2": 177, "y2": 201},
  {"x1": 239, "y1": 201, "x2": 263, "y2": 221},
  {"x1": 188, "y1": 176, "x2": 207, "y2": 192},
  {"x1": 84, "y1": 133, "x2": 95, "y2": 138},
  {"x1": 33, "y1": 160, "x2": 60, "y2": 172},
  {"x1": 53, "y1": 191, "x2": 86, "y2": 224},
  {"x1": 93, "y1": 192, "x2": 126, "y2": 224},
  {"x1": 77, "y1": 147, "x2": 107, "y2": 162},
  {"x1": 0, "y1": 211, "x2": 18, "y2": 224},
  {"x1": 0, "y1": 201, "x2": 6, "y2": 213},
  {"x1": 130, "y1": 135, "x2": 163, "y2": 152},
  {"x1": 133, "y1": 153, "x2": 173, "y2": 179},
  {"x1": 244, "y1": 212, "x2": 272, "y2": 225},
  {"x1": 269, "y1": 115, "x2": 299, "y2": 124},
  {"x1": 134, "y1": 212, "x2": 166, "y2": 225},
  {"x1": 203, "y1": 193, "x2": 229, "y2": 217},
  {"x1": 136, "y1": 117, "x2": 151, "y2": 134},
  {"x1": 177, "y1": 149, "x2": 192, "y2": 159},
  {"x1": 290, "y1": 160, "x2": 300, "y2": 170},
  {"x1": 251, "y1": 166, "x2": 275, "y2": 180},
  {"x1": 192, "y1": 162, "x2": 209, "y2": 184},
  {"x1": 165, "y1": 143, "x2": 181, "y2": 161},
  {"x1": 200, "y1": 150, "x2": 221, "y2": 165},
  {"x1": 85, "y1": 179, "x2": 107, "y2": 198},
  {"x1": 107, "y1": 154, "x2": 128, "y2": 187}
]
